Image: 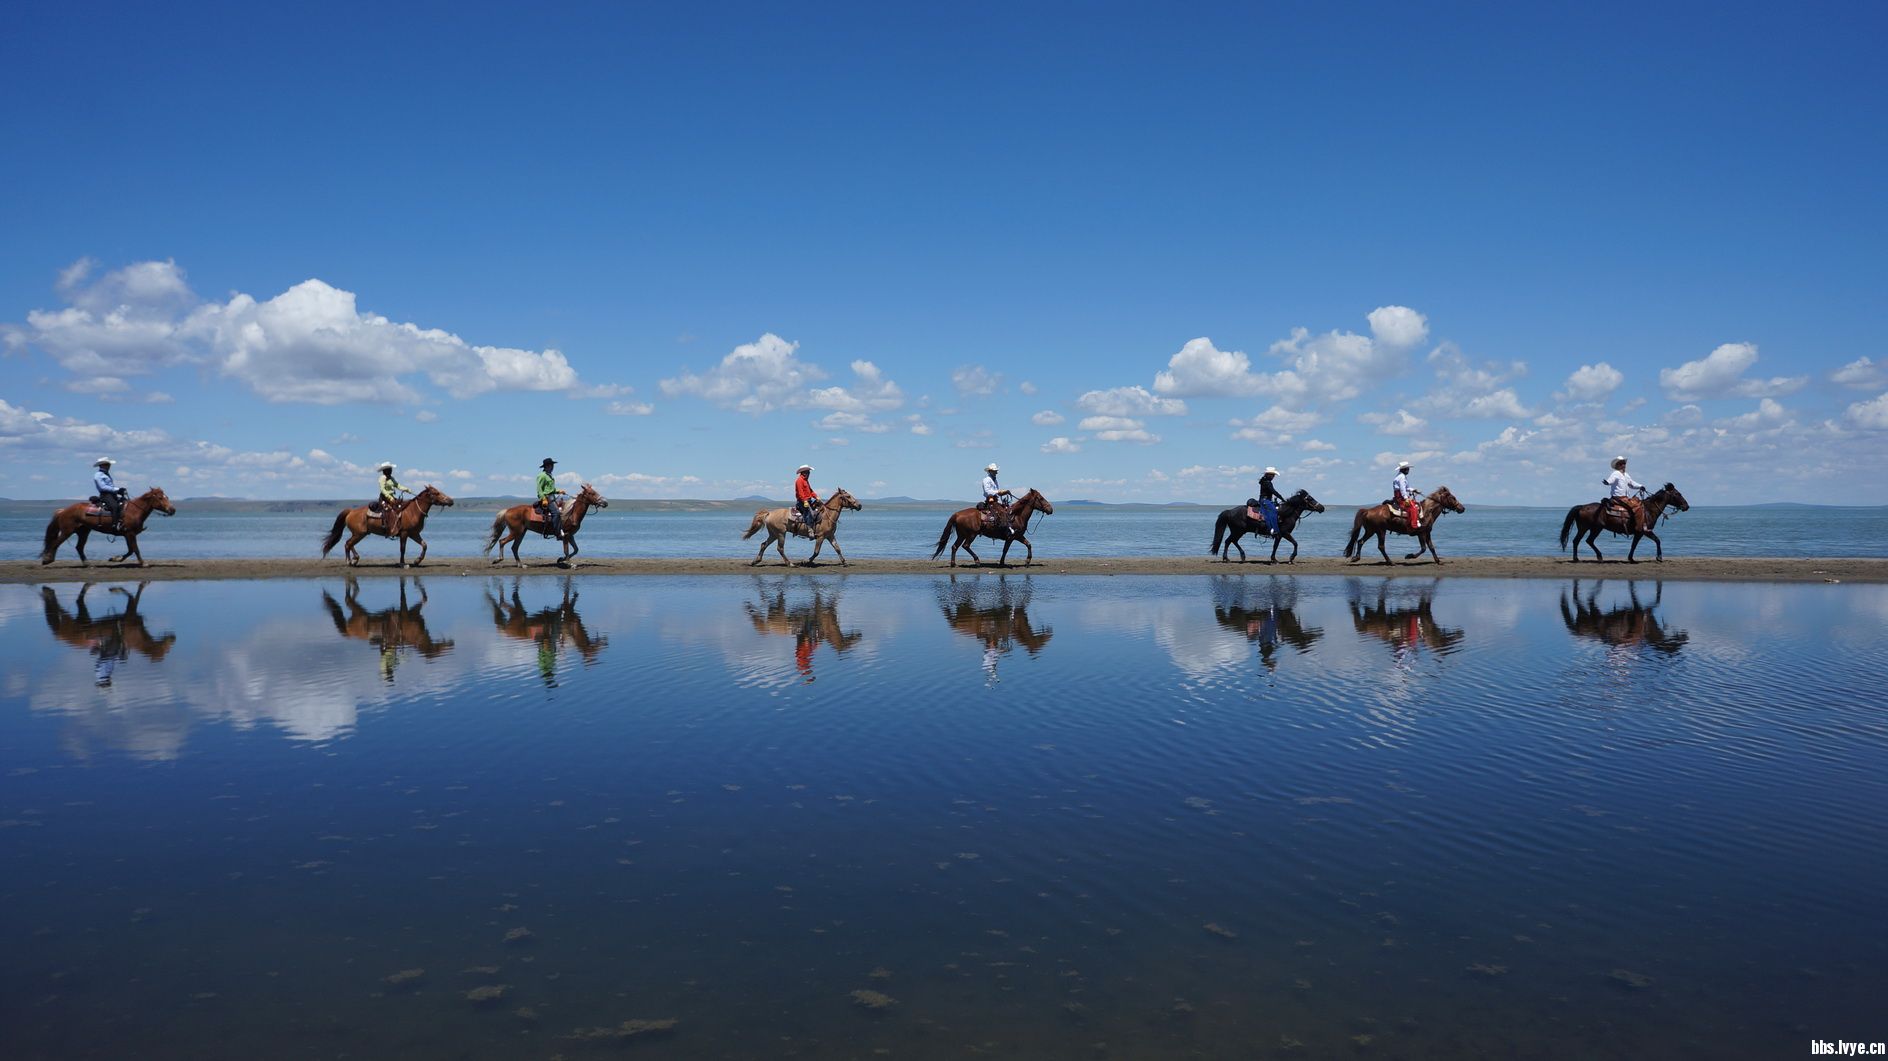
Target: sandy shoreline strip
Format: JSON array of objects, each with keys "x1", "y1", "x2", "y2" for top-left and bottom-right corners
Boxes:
[{"x1": 4, "y1": 555, "x2": 1883, "y2": 584}]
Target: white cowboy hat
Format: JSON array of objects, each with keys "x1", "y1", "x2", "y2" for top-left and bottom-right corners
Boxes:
[
  {"x1": 1262, "y1": 467, "x2": 1278, "y2": 475},
  {"x1": 1612, "y1": 455, "x2": 1628, "y2": 468},
  {"x1": 377, "y1": 461, "x2": 395, "y2": 471},
  {"x1": 985, "y1": 463, "x2": 1000, "y2": 473},
  {"x1": 94, "y1": 457, "x2": 114, "y2": 467},
  {"x1": 1397, "y1": 460, "x2": 1411, "y2": 470},
  {"x1": 796, "y1": 464, "x2": 813, "y2": 474}
]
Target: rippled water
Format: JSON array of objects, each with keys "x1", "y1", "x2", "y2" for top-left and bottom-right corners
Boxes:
[
  {"x1": 4, "y1": 502, "x2": 1885, "y2": 562},
  {"x1": 2, "y1": 574, "x2": 1885, "y2": 1058}
]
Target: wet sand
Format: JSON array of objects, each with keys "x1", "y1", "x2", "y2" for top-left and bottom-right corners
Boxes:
[{"x1": 5, "y1": 555, "x2": 1883, "y2": 583}]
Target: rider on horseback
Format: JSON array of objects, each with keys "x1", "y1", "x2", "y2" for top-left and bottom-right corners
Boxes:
[
  {"x1": 979, "y1": 463, "x2": 1015, "y2": 537},
  {"x1": 91, "y1": 457, "x2": 127, "y2": 533},
  {"x1": 1246, "y1": 467, "x2": 1283, "y2": 534},
  {"x1": 792, "y1": 464, "x2": 821, "y2": 532},
  {"x1": 1602, "y1": 456, "x2": 1647, "y2": 534},
  {"x1": 536, "y1": 457, "x2": 567, "y2": 537},
  {"x1": 1393, "y1": 460, "x2": 1421, "y2": 530},
  {"x1": 373, "y1": 461, "x2": 411, "y2": 529}
]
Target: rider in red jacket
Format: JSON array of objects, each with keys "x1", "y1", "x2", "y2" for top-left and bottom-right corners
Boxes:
[{"x1": 793, "y1": 464, "x2": 821, "y2": 529}]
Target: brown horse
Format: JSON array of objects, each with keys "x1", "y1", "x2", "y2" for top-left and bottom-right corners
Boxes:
[
  {"x1": 482, "y1": 483, "x2": 610, "y2": 567},
  {"x1": 487, "y1": 577, "x2": 608, "y2": 684},
  {"x1": 320, "y1": 484, "x2": 455, "y2": 567},
  {"x1": 936, "y1": 576, "x2": 1055, "y2": 664},
  {"x1": 40, "y1": 582, "x2": 177, "y2": 664},
  {"x1": 741, "y1": 488, "x2": 863, "y2": 567},
  {"x1": 40, "y1": 486, "x2": 176, "y2": 567},
  {"x1": 1348, "y1": 578, "x2": 1465, "y2": 656},
  {"x1": 1342, "y1": 485, "x2": 1465, "y2": 565},
  {"x1": 1559, "y1": 579, "x2": 1689, "y2": 654},
  {"x1": 320, "y1": 578, "x2": 455, "y2": 674},
  {"x1": 931, "y1": 488, "x2": 1055, "y2": 568},
  {"x1": 1558, "y1": 483, "x2": 1689, "y2": 563}
]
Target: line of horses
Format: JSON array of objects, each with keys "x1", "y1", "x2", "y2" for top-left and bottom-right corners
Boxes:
[{"x1": 34, "y1": 479, "x2": 1691, "y2": 569}]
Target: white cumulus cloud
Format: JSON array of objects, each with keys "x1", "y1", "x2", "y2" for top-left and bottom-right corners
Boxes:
[
  {"x1": 1659, "y1": 342, "x2": 1806, "y2": 401},
  {"x1": 1832, "y1": 357, "x2": 1885, "y2": 390},
  {"x1": 1360, "y1": 409, "x2": 1428, "y2": 436},
  {"x1": 1031, "y1": 410, "x2": 1065, "y2": 426},
  {"x1": 659, "y1": 333, "x2": 824, "y2": 413},
  {"x1": 1562, "y1": 362, "x2": 1624, "y2": 401},
  {"x1": 1074, "y1": 385, "x2": 1187, "y2": 417},
  {"x1": 1367, "y1": 305, "x2": 1429, "y2": 348},
  {"x1": 1845, "y1": 391, "x2": 1888, "y2": 431},
  {"x1": 1040, "y1": 436, "x2": 1082, "y2": 454}
]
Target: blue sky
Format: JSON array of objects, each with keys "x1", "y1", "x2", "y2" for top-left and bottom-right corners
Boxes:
[{"x1": 3, "y1": 1, "x2": 1885, "y2": 504}]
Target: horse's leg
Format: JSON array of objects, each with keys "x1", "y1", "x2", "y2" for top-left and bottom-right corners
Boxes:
[
  {"x1": 1230, "y1": 532, "x2": 1245, "y2": 562},
  {"x1": 75, "y1": 527, "x2": 89, "y2": 566},
  {"x1": 566, "y1": 535, "x2": 580, "y2": 567},
  {"x1": 124, "y1": 533, "x2": 144, "y2": 567},
  {"x1": 1376, "y1": 530, "x2": 1391, "y2": 565},
  {"x1": 750, "y1": 530, "x2": 770, "y2": 566},
  {"x1": 774, "y1": 531, "x2": 791, "y2": 567},
  {"x1": 1585, "y1": 527, "x2": 1604, "y2": 563},
  {"x1": 959, "y1": 532, "x2": 980, "y2": 567},
  {"x1": 801, "y1": 537, "x2": 824, "y2": 567},
  {"x1": 1017, "y1": 535, "x2": 1033, "y2": 566},
  {"x1": 1646, "y1": 530, "x2": 1663, "y2": 561},
  {"x1": 1424, "y1": 531, "x2": 1443, "y2": 564},
  {"x1": 997, "y1": 538, "x2": 1013, "y2": 568},
  {"x1": 826, "y1": 534, "x2": 848, "y2": 567},
  {"x1": 412, "y1": 533, "x2": 428, "y2": 567}
]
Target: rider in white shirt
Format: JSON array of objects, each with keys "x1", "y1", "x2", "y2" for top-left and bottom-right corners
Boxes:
[
  {"x1": 980, "y1": 463, "x2": 1015, "y2": 536},
  {"x1": 1391, "y1": 461, "x2": 1420, "y2": 530},
  {"x1": 1603, "y1": 456, "x2": 1647, "y2": 533}
]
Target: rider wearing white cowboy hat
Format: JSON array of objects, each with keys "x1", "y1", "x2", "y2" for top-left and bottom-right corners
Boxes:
[
  {"x1": 1247, "y1": 467, "x2": 1283, "y2": 533},
  {"x1": 1603, "y1": 455, "x2": 1648, "y2": 534},
  {"x1": 374, "y1": 461, "x2": 411, "y2": 524},
  {"x1": 92, "y1": 457, "x2": 127, "y2": 531},
  {"x1": 1392, "y1": 460, "x2": 1421, "y2": 530},
  {"x1": 981, "y1": 463, "x2": 1016, "y2": 535},
  {"x1": 792, "y1": 464, "x2": 822, "y2": 529}
]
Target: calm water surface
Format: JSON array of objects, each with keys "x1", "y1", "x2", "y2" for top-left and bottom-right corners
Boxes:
[{"x1": 2, "y1": 574, "x2": 1884, "y2": 1059}]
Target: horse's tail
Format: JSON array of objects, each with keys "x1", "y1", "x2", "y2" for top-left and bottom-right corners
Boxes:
[
  {"x1": 320, "y1": 510, "x2": 347, "y2": 557},
  {"x1": 1558, "y1": 506, "x2": 1579, "y2": 551},
  {"x1": 1209, "y1": 514, "x2": 1226, "y2": 555},
  {"x1": 40, "y1": 515, "x2": 61, "y2": 562},
  {"x1": 1342, "y1": 511, "x2": 1364, "y2": 559},
  {"x1": 482, "y1": 511, "x2": 506, "y2": 556},
  {"x1": 931, "y1": 517, "x2": 955, "y2": 560},
  {"x1": 741, "y1": 511, "x2": 767, "y2": 540}
]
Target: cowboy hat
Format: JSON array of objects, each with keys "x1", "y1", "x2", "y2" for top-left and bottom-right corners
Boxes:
[
  {"x1": 1262, "y1": 467, "x2": 1278, "y2": 475},
  {"x1": 1397, "y1": 460, "x2": 1411, "y2": 470},
  {"x1": 1611, "y1": 455, "x2": 1628, "y2": 468},
  {"x1": 94, "y1": 457, "x2": 114, "y2": 467},
  {"x1": 796, "y1": 464, "x2": 813, "y2": 474},
  {"x1": 377, "y1": 461, "x2": 395, "y2": 471},
  {"x1": 985, "y1": 463, "x2": 1000, "y2": 473},
  {"x1": 542, "y1": 457, "x2": 557, "y2": 467}
]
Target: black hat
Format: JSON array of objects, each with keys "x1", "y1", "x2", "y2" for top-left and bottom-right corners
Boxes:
[{"x1": 542, "y1": 457, "x2": 556, "y2": 467}]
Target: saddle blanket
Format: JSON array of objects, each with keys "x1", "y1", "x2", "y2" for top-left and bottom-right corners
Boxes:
[{"x1": 527, "y1": 499, "x2": 577, "y2": 525}]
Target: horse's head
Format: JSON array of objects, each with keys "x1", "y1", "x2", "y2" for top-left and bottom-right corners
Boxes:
[
  {"x1": 142, "y1": 487, "x2": 176, "y2": 516},
  {"x1": 418, "y1": 484, "x2": 456, "y2": 507},
  {"x1": 578, "y1": 483, "x2": 608, "y2": 508},
  {"x1": 1021, "y1": 488, "x2": 1053, "y2": 515},
  {"x1": 831, "y1": 488, "x2": 862, "y2": 511},
  {"x1": 1660, "y1": 483, "x2": 1689, "y2": 512},
  {"x1": 1430, "y1": 486, "x2": 1465, "y2": 513},
  {"x1": 1293, "y1": 489, "x2": 1325, "y2": 514}
]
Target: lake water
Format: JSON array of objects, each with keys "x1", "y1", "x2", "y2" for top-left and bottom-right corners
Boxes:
[
  {"x1": 4, "y1": 502, "x2": 1885, "y2": 563},
  {"x1": 3, "y1": 574, "x2": 1885, "y2": 1058}
]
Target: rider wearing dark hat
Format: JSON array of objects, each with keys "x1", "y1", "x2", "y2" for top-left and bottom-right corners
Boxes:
[{"x1": 536, "y1": 457, "x2": 567, "y2": 536}]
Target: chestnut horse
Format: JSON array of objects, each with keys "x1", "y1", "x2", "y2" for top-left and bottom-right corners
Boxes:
[
  {"x1": 741, "y1": 488, "x2": 863, "y2": 567},
  {"x1": 40, "y1": 582, "x2": 177, "y2": 662},
  {"x1": 482, "y1": 483, "x2": 609, "y2": 567},
  {"x1": 40, "y1": 486, "x2": 176, "y2": 567},
  {"x1": 931, "y1": 488, "x2": 1055, "y2": 568},
  {"x1": 1342, "y1": 485, "x2": 1465, "y2": 565},
  {"x1": 1558, "y1": 482, "x2": 1689, "y2": 563},
  {"x1": 1209, "y1": 489, "x2": 1326, "y2": 563},
  {"x1": 320, "y1": 484, "x2": 455, "y2": 567},
  {"x1": 320, "y1": 577, "x2": 456, "y2": 663}
]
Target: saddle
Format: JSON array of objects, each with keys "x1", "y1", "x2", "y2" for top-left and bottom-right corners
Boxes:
[{"x1": 526, "y1": 499, "x2": 575, "y2": 526}]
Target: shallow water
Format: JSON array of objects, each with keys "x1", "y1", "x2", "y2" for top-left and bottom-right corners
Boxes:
[
  {"x1": 2, "y1": 574, "x2": 1884, "y2": 1058},
  {"x1": 4, "y1": 502, "x2": 1884, "y2": 562}
]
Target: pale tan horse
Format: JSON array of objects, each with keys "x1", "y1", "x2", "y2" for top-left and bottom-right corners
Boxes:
[
  {"x1": 1342, "y1": 485, "x2": 1465, "y2": 565},
  {"x1": 741, "y1": 488, "x2": 863, "y2": 567},
  {"x1": 320, "y1": 484, "x2": 455, "y2": 567},
  {"x1": 482, "y1": 483, "x2": 609, "y2": 567},
  {"x1": 40, "y1": 486, "x2": 176, "y2": 567}
]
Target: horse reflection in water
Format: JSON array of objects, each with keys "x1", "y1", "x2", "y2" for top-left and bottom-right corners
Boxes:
[
  {"x1": 1210, "y1": 575, "x2": 1322, "y2": 673},
  {"x1": 1348, "y1": 578, "x2": 1465, "y2": 660},
  {"x1": 1561, "y1": 579, "x2": 1689, "y2": 655},
  {"x1": 321, "y1": 577, "x2": 455, "y2": 684},
  {"x1": 40, "y1": 582, "x2": 176, "y2": 687},
  {"x1": 744, "y1": 577, "x2": 862, "y2": 682},
  {"x1": 486, "y1": 577, "x2": 608, "y2": 688},
  {"x1": 936, "y1": 575, "x2": 1053, "y2": 683}
]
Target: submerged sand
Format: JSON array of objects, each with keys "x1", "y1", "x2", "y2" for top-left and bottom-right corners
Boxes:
[{"x1": 4, "y1": 555, "x2": 1883, "y2": 583}]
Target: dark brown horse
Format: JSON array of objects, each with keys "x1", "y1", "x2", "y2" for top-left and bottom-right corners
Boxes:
[
  {"x1": 1209, "y1": 489, "x2": 1326, "y2": 563},
  {"x1": 741, "y1": 488, "x2": 863, "y2": 567},
  {"x1": 320, "y1": 484, "x2": 455, "y2": 567},
  {"x1": 40, "y1": 582, "x2": 177, "y2": 663},
  {"x1": 1558, "y1": 483, "x2": 1689, "y2": 563},
  {"x1": 483, "y1": 483, "x2": 609, "y2": 567},
  {"x1": 1343, "y1": 485, "x2": 1465, "y2": 565},
  {"x1": 40, "y1": 486, "x2": 176, "y2": 567},
  {"x1": 931, "y1": 488, "x2": 1055, "y2": 568},
  {"x1": 320, "y1": 578, "x2": 456, "y2": 675},
  {"x1": 1559, "y1": 579, "x2": 1689, "y2": 654}
]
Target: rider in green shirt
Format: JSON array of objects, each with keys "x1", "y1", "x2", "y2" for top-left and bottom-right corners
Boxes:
[
  {"x1": 375, "y1": 462, "x2": 411, "y2": 527},
  {"x1": 536, "y1": 457, "x2": 566, "y2": 536}
]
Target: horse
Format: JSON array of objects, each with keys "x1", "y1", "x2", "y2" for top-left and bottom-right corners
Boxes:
[
  {"x1": 931, "y1": 488, "x2": 1055, "y2": 568},
  {"x1": 744, "y1": 577, "x2": 862, "y2": 680},
  {"x1": 40, "y1": 486, "x2": 176, "y2": 567},
  {"x1": 1343, "y1": 485, "x2": 1465, "y2": 565},
  {"x1": 40, "y1": 582, "x2": 177, "y2": 663},
  {"x1": 487, "y1": 577, "x2": 608, "y2": 683},
  {"x1": 1347, "y1": 578, "x2": 1465, "y2": 657},
  {"x1": 936, "y1": 576, "x2": 1055, "y2": 659},
  {"x1": 1559, "y1": 579, "x2": 1689, "y2": 654},
  {"x1": 741, "y1": 488, "x2": 863, "y2": 567},
  {"x1": 320, "y1": 484, "x2": 455, "y2": 567},
  {"x1": 1209, "y1": 489, "x2": 1327, "y2": 563},
  {"x1": 320, "y1": 578, "x2": 455, "y2": 667},
  {"x1": 1558, "y1": 483, "x2": 1689, "y2": 563},
  {"x1": 482, "y1": 483, "x2": 610, "y2": 567}
]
